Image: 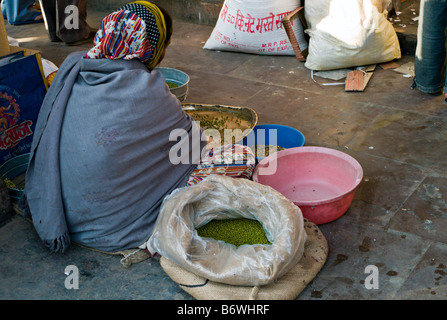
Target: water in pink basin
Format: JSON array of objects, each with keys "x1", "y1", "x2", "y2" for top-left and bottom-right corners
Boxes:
[
  {"x1": 253, "y1": 146, "x2": 363, "y2": 224},
  {"x1": 280, "y1": 179, "x2": 346, "y2": 203}
]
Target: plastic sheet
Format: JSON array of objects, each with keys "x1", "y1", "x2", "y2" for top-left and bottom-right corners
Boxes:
[{"x1": 148, "y1": 175, "x2": 307, "y2": 286}]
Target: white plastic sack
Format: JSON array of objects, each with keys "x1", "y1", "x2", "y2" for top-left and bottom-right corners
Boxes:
[
  {"x1": 304, "y1": 0, "x2": 401, "y2": 70},
  {"x1": 148, "y1": 175, "x2": 307, "y2": 287},
  {"x1": 203, "y1": 0, "x2": 308, "y2": 56},
  {"x1": 41, "y1": 58, "x2": 59, "y2": 77}
]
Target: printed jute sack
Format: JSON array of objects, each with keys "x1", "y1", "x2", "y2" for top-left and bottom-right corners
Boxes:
[
  {"x1": 0, "y1": 52, "x2": 47, "y2": 165},
  {"x1": 304, "y1": 0, "x2": 401, "y2": 70},
  {"x1": 0, "y1": 14, "x2": 47, "y2": 166},
  {"x1": 203, "y1": 0, "x2": 308, "y2": 56},
  {"x1": 160, "y1": 218, "x2": 328, "y2": 300}
]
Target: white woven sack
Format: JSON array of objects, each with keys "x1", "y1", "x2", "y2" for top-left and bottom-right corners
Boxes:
[
  {"x1": 304, "y1": 0, "x2": 401, "y2": 70},
  {"x1": 148, "y1": 175, "x2": 307, "y2": 287},
  {"x1": 160, "y1": 218, "x2": 328, "y2": 300},
  {"x1": 203, "y1": 0, "x2": 307, "y2": 55}
]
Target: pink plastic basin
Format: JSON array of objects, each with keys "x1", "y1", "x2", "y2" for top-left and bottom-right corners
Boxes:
[{"x1": 253, "y1": 146, "x2": 363, "y2": 225}]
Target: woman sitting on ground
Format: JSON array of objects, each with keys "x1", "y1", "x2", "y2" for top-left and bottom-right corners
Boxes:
[{"x1": 23, "y1": 1, "x2": 254, "y2": 254}]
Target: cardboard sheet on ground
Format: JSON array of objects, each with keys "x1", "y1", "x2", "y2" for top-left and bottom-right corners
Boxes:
[
  {"x1": 314, "y1": 69, "x2": 352, "y2": 81},
  {"x1": 312, "y1": 65, "x2": 376, "y2": 91},
  {"x1": 392, "y1": 61, "x2": 414, "y2": 77},
  {"x1": 345, "y1": 66, "x2": 375, "y2": 92},
  {"x1": 160, "y1": 218, "x2": 328, "y2": 300}
]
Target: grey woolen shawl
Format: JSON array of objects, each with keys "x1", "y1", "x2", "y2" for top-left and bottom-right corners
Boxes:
[{"x1": 24, "y1": 51, "x2": 204, "y2": 253}]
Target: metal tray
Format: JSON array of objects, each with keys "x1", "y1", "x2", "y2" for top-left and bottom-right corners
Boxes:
[{"x1": 182, "y1": 103, "x2": 258, "y2": 145}]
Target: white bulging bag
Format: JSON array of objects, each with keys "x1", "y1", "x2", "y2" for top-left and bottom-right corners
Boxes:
[
  {"x1": 148, "y1": 175, "x2": 307, "y2": 287},
  {"x1": 304, "y1": 0, "x2": 401, "y2": 70},
  {"x1": 203, "y1": 0, "x2": 308, "y2": 56}
]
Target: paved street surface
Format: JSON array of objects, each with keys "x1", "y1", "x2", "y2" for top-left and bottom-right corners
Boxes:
[{"x1": 1, "y1": 5, "x2": 446, "y2": 300}]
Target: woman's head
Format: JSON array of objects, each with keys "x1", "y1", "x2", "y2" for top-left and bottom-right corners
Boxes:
[{"x1": 86, "y1": 1, "x2": 173, "y2": 69}]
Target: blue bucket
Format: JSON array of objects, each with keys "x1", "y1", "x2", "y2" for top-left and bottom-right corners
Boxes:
[
  {"x1": 0, "y1": 153, "x2": 30, "y2": 203},
  {"x1": 241, "y1": 124, "x2": 305, "y2": 162}
]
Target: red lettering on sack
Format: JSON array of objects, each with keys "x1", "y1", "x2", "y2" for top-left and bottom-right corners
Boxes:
[
  {"x1": 220, "y1": 4, "x2": 228, "y2": 21},
  {"x1": 256, "y1": 12, "x2": 275, "y2": 34},
  {"x1": 244, "y1": 13, "x2": 256, "y2": 33},
  {"x1": 275, "y1": 12, "x2": 290, "y2": 29},
  {"x1": 0, "y1": 120, "x2": 33, "y2": 150},
  {"x1": 220, "y1": 8, "x2": 294, "y2": 35},
  {"x1": 235, "y1": 9, "x2": 245, "y2": 31}
]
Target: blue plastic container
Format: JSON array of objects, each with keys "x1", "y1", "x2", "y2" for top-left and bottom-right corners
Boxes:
[
  {"x1": 242, "y1": 124, "x2": 305, "y2": 162},
  {"x1": 155, "y1": 67, "x2": 190, "y2": 101},
  {"x1": 0, "y1": 153, "x2": 30, "y2": 203}
]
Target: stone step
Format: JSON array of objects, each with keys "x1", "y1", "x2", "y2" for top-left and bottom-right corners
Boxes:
[{"x1": 87, "y1": 0, "x2": 223, "y2": 25}]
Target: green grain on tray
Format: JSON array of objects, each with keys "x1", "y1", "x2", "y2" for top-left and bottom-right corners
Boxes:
[{"x1": 196, "y1": 218, "x2": 271, "y2": 247}]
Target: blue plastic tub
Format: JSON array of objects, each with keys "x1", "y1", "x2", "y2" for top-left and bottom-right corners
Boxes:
[
  {"x1": 0, "y1": 153, "x2": 30, "y2": 203},
  {"x1": 241, "y1": 124, "x2": 305, "y2": 162},
  {"x1": 155, "y1": 67, "x2": 190, "y2": 101}
]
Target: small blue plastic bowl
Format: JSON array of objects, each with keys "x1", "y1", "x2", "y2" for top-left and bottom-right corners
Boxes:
[
  {"x1": 241, "y1": 124, "x2": 305, "y2": 162},
  {"x1": 0, "y1": 153, "x2": 30, "y2": 203},
  {"x1": 155, "y1": 67, "x2": 190, "y2": 101}
]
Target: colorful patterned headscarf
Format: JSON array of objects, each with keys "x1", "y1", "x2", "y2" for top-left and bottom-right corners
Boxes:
[{"x1": 86, "y1": 1, "x2": 167, "y2": 69}]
